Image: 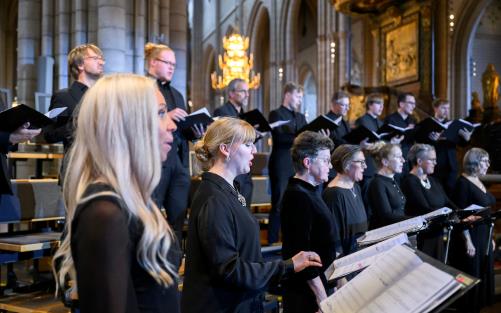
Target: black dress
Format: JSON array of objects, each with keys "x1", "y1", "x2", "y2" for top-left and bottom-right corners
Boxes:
[
  {"x1": 322, "y1": 184, "x2": 368, "y2": 257},
  {"x1": 71, "y1": 184, "x2": 181, "y2": 313},
  {"x1": 280, "y1": 178, "x2": 338, "y2": 313},
  {"x1": 267, "y1": 106, "x2": 307, "y2": 244},
  {"x1": 401, "y1": 175, "x2": 454, "y2": 260},
  {"x1": 367, "y1": 174, "x2": 408, "y2": 229},
  {"x1": 182, "y1": 172, "x2": 293, "y2": 313},
  {"x1": 449, "y1": 176, "x2": 496, "y2": 313}
]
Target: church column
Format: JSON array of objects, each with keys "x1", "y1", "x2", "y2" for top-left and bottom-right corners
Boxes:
[
  {"x1": 190, "y1": 0, "x2": 204, "y2": 109},
  {"x1": 54, "y1": 0, "x2": 70, "y2": 88},
  {"x1": 41, "y1": 0, "x2": 54, "y2": 56},
  {"x1": 134, "y1": 0, "x2": 146, "y2": 74},
  {"x1": 148, "y1": 0, "x2": 159, "y2": 41},
  {"x1": 316, "y1": 0, "x2": 336, "y2": 113},
  {"x1": 169, "y1": 0, "x2": 188, "y2": 100},
  {"x1": 17, "y1": 0, "x2": 41, "y2": 107},
  {"x1": 434, "y1": 0, "x2": 448, "y2": 100},
  {"x1": 97, "y1": 0, "x2": 126, "y2": 72},
  {"x1": 335, "y1": 11, "x2": 350, "y2": 90},
  {"x1": 71, "y1": 0, "x2": 87, "y2": 46},
  {"x1": 159, "y1": 0, "x2": 170, "y2": 43},
  {"x1": 87, "y1": 0, "x2": 98, "y2": 43}
]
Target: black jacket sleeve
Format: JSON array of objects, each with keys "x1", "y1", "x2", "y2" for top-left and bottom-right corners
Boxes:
[
  {"x1": 43, "y1": 92, "x2": 73, "y2": 144},
  {"x1": 197, "y1": 196, "x2": 290, "y2": 290},
  {"x1": 73, "y1": 200, "x2": 136, "y2": 313}
]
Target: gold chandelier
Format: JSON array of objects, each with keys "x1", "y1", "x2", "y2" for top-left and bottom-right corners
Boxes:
[{"x1": 211, "y1": 34, "x2": 260, "y2": 90}]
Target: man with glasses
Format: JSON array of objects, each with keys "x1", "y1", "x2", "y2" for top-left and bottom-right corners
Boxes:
[
  {"x1": 144, "y1": 42, "x2": 192, "y2": 246},
  {"x1": 44, "y1": 43, "x2": 104, "y2": 152},
  {"x1": 326, "y1": 91, "x2": 352, "y2": 148},
  {"x1": 213, "y1": 78, "x2": 253, "y2": 208},
  {"x1": 384, "y1": 92, "x2": 418, "y2": 173}
]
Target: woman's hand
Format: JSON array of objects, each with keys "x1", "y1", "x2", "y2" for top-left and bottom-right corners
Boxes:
[
  {"x1": 292, "y1": 251, "x2": 322, "y2": 272},
  {"x1": 465, "y1": 239, "x2": 476, "y2": 257}
]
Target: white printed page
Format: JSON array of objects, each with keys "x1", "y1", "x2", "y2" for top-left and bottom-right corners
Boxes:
[
  {"x1": 325, "y1": 234, "x2": 409, "y2": 280},
  {"x1": 421, "y1": 207, "x2": 452, "y2": 220},
  {"x1": 358, "y1": 216, "x2": 426, "y2": 245},
  {"x1": 269, "y1": 120, "x2": 290, "y2": 128},
  {"x1": 320, "y1": 245, "x2": 422, "y2": 313}
]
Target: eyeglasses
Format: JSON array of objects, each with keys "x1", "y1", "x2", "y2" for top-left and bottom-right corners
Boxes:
[
  {"x1": 351, "y1": 160, "x2": 367, "y2": 166},
  {"x1": 313, "y1": 156, "x2": 331, "y2": 165},
  {"x1": 156, "y1": 58, "x2": 176, "y2": 68},
  {"x1": 235, "y1": 89, "x2": 249, "y2": 95},
  {"x1": 85, "y1": 56, "x2": 105, "y2": 62},
  {"x1": 425, "y1": 158, "x2": 437, "y2": 163},
  {"x1": 480, "y1": 159, "x2": 490, "y2": 165},
  {"x1": 405, "y1": 101, "x2": 416, "y2": 106}
]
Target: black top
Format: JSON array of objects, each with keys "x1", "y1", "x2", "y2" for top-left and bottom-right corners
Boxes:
[
  {"x1": 367, "y1": 174, "x2": 408, "y2": 228},
  {"x1": 400, "y1": 174, "x2": 454, "y2": 216},
  {"x1": 214, "y1": 101, "x2": 244, "y2": 118},
  {"x1": 268, "y1": 106, "x2": 307, "y2": 178},
  {"x1": 322, "y1": 185, "x2": 368, "y2": 257},
  {"x1": 355, "y1": 113, "x2": 384, "y2": 132},
  {"x1": 156, "y1": 80, "x2": 189, "y2": 168},
  {"x1": 280, "y1": 178, "x2": 337, "y2": 287},
  {"x1": 454, "y1": 176, "x2": 495, "y2": 209},
  {"x1": 384, "y1": 112, "x2": 417, "y2": 156},
  {"x1": 44, "y1": 81, "x2": 88, "y2": 151},
  {"x1": 325, "y1": 111, "x2": 350, "y2": 147},
  {"x1": 182, "y1": 172, "x2": 293, "y2": 313},
  {"x1": 71, "y1": 184, "x2": 181, "y2": 313}
]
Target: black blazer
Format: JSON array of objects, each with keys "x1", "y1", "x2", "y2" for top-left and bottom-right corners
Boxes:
[
  {"x1": 182, "y1": 172, "x2": 292, "y2": 313},
  {"x1": 43, "y1": 81, "x2": 88, "y2": 151},
  {"x1": 214, "y1": 101, "x2": 243, "y2": 118},
  {"x1": 268, "y1": 106, "x2": 307, "y2": 180},
  {"x1": 157, "y1": 81, "x2": 189, "y2": 168},
  {"x1": 355, "y1": 113, "x2": 384, "y2": 132}
]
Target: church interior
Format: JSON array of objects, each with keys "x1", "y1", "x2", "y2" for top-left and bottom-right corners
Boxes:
[{"x1": 1, "y1": 0, "x2": 501, "y2": 312}]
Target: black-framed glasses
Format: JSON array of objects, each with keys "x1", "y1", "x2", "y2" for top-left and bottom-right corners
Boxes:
[
  {"x1": 234, "y1": 89, "x2": 249, "y2": 95},
  {"x1": 351, "y1": 160, "x2": 367, "y2": 166},
  {"x1": 156, "y1": 58, "x2": 176, "y2": 68}
]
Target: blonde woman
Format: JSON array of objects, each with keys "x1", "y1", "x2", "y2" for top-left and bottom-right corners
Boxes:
[
  {"x1": 53, "y1": 73, "x2": 180, "y2": 313},
  {"x1": 182, "y1": 117, "x2": 322, "y2": 313}
]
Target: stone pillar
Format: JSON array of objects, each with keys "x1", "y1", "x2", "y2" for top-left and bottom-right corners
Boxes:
[
  {"x1": 148, "y1": 0, "x2": 159, "y2": 41},
  {"x1": 134, "y1": 0, "x2": 146, "y2": 74},
  {"x1": 190, "y1": 0, "x2": 204, "y2": 109},
  {"x1": 17, "y1": 0, "x2": 41, "y2": 107},
  {"x1": 41, "y1": 0, "x2": 54, "y2": 56},
  {"x1": 159, "y1": 0, "x2": 170, "y2": 43},
  {"x1": 269, "y1": 0, "x2": 280, "y2": 111},
  {"x1": 124, "y1": 0, "x2": 134, "y2": 73},
  {"x1": 54, "y1": 0, "x2": 70, "y2": 88},
  {"x1": 98, "y1": 0, "x2": 126, "y2": 73},
  {"x1": 71, "y1": 0, "x2": 87, "y2": 47},
  {"x1": 87, "y1": 0, "x2": 98, "y2": 43},
  {"x1": 169, "y1": 0, "x2": 187, "y2": 100},
  {"x1": 434, "y1": 0, "x2": 448, "y2": 100},
  {"x1": 336, "y1": 12, "x2": 350, "y2": 90}
]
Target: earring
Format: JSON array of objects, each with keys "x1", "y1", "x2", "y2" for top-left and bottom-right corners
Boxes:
[{"x1": 226, "y1": 155, "x2": 231, "y2": 162}]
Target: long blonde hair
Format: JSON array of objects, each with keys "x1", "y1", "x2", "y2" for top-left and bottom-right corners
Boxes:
[{"x1": 53, "y1": 73, "x2": 176, "y2": 293}]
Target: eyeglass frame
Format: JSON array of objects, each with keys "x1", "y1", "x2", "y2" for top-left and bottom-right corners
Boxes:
[{"x1": 155, "y1": 58, "x2": 176, "y2": 68}]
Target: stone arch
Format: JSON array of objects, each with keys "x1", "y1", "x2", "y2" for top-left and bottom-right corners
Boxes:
[
  {"x1": 247, "y1": 1, "x2": 270, "y2": 115},
  {"x1": 451, "y1": 0, "x2": 492, "y2": 117}
]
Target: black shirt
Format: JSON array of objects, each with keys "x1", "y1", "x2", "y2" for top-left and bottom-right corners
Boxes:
[
  {"x1": 367, "y1": 174, "x2": 408, "y2": 228},
  {"x1": 182, "y1": 172, "x2": 293, "y2": 313},
  {"x1": 322, "y1": 184, "x2": 368, "y2": 257},
  {"x1": 355, "y1": 113, "x2": 384, "y2": 132},
  {"x1": 384, "y1": 111, "x2": 417, "y2": 156},
  {"x1": 71, "y1": 184, "x2": 181, "y2": 313},
  {"x1": 401, "y1": 174, "x2": 454, "y2": 216},
  {"x1": 326, "y1": 111, "x2": 350, "y2": 147}
]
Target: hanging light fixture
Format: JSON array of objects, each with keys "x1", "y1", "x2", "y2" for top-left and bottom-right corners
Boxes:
[{"x1": 211, "y1": 33, "x2": 260, "y2": 90}]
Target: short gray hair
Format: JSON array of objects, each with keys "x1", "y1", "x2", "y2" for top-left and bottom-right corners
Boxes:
[
  {"x1": 463, "y1": 147, "x2": 489, "y2": 176},
  {"x1": 407, "y1": 143, "x2": 435, "y2": 166},
  {"x1": 291, "y1": 131, "x2": 334, "y2": 174}
]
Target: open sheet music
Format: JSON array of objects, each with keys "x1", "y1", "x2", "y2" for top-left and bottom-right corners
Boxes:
[
  {"x1": 421, "y1": 207, "x2": 453, "y2": 220},
  {"x1": 357, "y1": 216, "x2": 426, "y2": 246},
  {"x1": 324, "y1": 234, "x2": 409, "y2": 281},
  {"x1": 320, "y1": 245, "x2": 462, "y2": 313}
]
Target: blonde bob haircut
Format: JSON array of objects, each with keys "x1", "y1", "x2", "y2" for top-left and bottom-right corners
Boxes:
[
  {"x1": 53, "y1": 73, "x2": 176, "y2": 292},
  {"x1": 194, "y1": 117, "x2": 256, "y2": 171}
]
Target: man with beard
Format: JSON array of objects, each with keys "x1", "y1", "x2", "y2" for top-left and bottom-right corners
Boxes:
[
  {"x1": 44, "y1": 44, "x2": 105, "y2": 181},
  {"x1": 267, "y1": 82, "x2": 306, "y2": 245},
  {"x1": 213, "y1": 78, "x2": 254, "y2": 208}
]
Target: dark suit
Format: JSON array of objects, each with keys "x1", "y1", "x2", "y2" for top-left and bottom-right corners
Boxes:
[
  {"x1": 154, "y1": 81, "x2": 190, "y2": 239},
  {"x1": 267, "y1": 106, "x2": 307, "y2": 244},
  {"x1": 384, "y1": 112, "x2": 417, "y2": 177},
  {"x1": 326, "y1": 111, "x2": 350, "y2": 148},
  {"x1": 355, "y1": 113, "x2": 384, "y2": 212},
  {"x1": 213, "y1": 102, "x2": 254, "y2": 208},
  {"x1": 43, "y1": 81, "x2": 88, "y2": 151}
]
